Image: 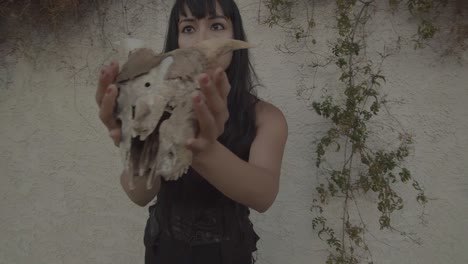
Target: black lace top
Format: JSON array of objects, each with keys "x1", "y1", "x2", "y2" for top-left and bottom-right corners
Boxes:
[{"x1": 143, "y1": 114, "x2": 260, "y2": 264}]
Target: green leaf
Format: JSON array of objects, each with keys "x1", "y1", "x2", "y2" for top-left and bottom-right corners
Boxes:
[
  {"x1": 379, "y1": 215, "x2": 391, "y2": 229},
  {"x1": 308, "y1": 19, "x2": 316, "y2": 28},
  {"x1": 417, "y1": 193, "x2": 428, "y2": 204},
  {"x1": 399, "y1": 168, "x2": 411, "y2": 182}
]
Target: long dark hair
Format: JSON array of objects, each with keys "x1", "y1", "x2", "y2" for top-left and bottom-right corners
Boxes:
[{"x1": 163, "y1": 0, "x2": 260, "y2": 159}]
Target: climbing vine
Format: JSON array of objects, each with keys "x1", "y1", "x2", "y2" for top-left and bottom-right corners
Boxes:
[{"x1": 260, "y1": 0, "x2": 466, "y2": 263}]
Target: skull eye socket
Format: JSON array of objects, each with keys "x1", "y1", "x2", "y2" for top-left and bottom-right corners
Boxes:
[{"x1": 145, "y1": 82, "x2": 151, "y2": 87}]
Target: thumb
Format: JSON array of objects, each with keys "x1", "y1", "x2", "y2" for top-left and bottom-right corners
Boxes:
[
  {"x1": 109, "y1": 128, "x2": 121, "y2": 147},
  {"x1": 100, "y1": 85, "x2": 120, "y2": 130},
  {"x1": 185, "y1": 138, "x2": 205, "y2": 153}
]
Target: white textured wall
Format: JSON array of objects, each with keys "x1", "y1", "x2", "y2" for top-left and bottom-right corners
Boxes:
[{"x1": 1, "y1": 1, "x2": 467, "y2": 263}]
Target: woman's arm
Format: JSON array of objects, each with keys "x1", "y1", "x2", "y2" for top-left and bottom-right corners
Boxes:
[
  {"x1": 191, "y1": 101, "x2": 288, "y2": 213},
  {"x1": 186, "y1": 69, "x2": 288, "y2": 213}
]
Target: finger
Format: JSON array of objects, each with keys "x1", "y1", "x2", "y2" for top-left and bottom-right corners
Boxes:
[
  {"x1": 202, "y1": 87, "x2": 226, "y2": 117},
  {"x1": 99, "y1": 84, "x2": 120, "y2": 131},
  {"x1": 109, "y1": 60, "x2": 120, "y2": 76},
  {"x1": 193, "y1": 92, "x2": 217, "y2": 139},
  {"x1": 96, "y1": 68, "x2": 111, "y2": 106},
  {"x1": 214, "y1": 68, "x2": 230, "y2": 101},
  {"x1": 203, "y1": 93, "x2": 228, "y2": 133},
  {"x1": 209, "y1": 69, "x2": 230, "y2": 130},
  {"x1": 96, "y1": 61, "x2": 119, "y2": 106},
  {"x1": 109, "y1": 128, "x2": 121, "y2": 147},
  {"x1": 198, "y1": 73, "x2": 217, "y2": 101},
  {"x1": 199, "y1": 73, "x2": 225, "y2": 117}
]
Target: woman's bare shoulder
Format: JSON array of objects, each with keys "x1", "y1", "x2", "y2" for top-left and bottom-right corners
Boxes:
[{"x1": 255, "y1": 100, "x2": 287, "y2": 128}]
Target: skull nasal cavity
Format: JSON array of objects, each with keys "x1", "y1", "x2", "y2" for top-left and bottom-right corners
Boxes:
[{"x1": 132, "y1": 105, "x2": 136, "y2": 119}]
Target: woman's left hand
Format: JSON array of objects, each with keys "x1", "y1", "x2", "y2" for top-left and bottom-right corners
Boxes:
[{"x1": 186, "y1": 67, "x2": 231, "y2": 154}]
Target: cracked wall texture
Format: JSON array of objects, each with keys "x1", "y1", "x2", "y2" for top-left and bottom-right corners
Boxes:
[{"x1": 1, "y1": 1, "x2": 467, "y2": 263}]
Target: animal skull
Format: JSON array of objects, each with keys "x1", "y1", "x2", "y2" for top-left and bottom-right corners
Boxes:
[{"x1": 114, "y1": 38, "x2": 253, "y2": 190}]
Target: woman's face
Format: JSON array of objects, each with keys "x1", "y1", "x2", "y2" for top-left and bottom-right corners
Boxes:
[{"x1": 177, "y1": 2, "x2": 234, "y2": 70}]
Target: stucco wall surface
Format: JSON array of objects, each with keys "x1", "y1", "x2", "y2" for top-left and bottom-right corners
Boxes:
[{"x1": 1, "y1": 1, "x2": 467, "y2": 264}]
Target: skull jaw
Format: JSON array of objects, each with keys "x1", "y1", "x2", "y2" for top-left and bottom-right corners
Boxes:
[
  {"x1": 124, "y1": 106, "x2": 194, "y2": 189},
  {"x1": 156, "y1": 143, "x2": 192, "y2": 181}
]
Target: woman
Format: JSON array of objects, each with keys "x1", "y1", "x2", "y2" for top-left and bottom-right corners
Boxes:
[{"x1": 95, "y1": 0, "x2": 288, "y2": 263}]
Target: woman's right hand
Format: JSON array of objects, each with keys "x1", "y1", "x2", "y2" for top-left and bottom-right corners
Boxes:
[{"x1": 96, "y1": 61, "x2": 122, "y2": 147}]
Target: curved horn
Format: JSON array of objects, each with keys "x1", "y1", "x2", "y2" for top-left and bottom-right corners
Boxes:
[{"x1": 194, "y1": 38, "x2": 254, "y2": 64}]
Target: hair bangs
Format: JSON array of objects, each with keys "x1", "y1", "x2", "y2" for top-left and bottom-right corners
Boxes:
[{"x1": 174, "y1": 0, "x2": 234, "y2": 21}]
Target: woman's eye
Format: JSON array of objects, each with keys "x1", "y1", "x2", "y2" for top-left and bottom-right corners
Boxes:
[
  {"x1": 182, "y1": 26, "x2": 195, "y2": 33},
  {"x1": 211, "y1": 23, "x2": 225, "y2": 31}
]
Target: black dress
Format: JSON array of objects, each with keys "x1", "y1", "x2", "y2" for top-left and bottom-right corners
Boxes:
[{"x1": 143, "y1": 115, "x2": 260, "y2": 264}]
